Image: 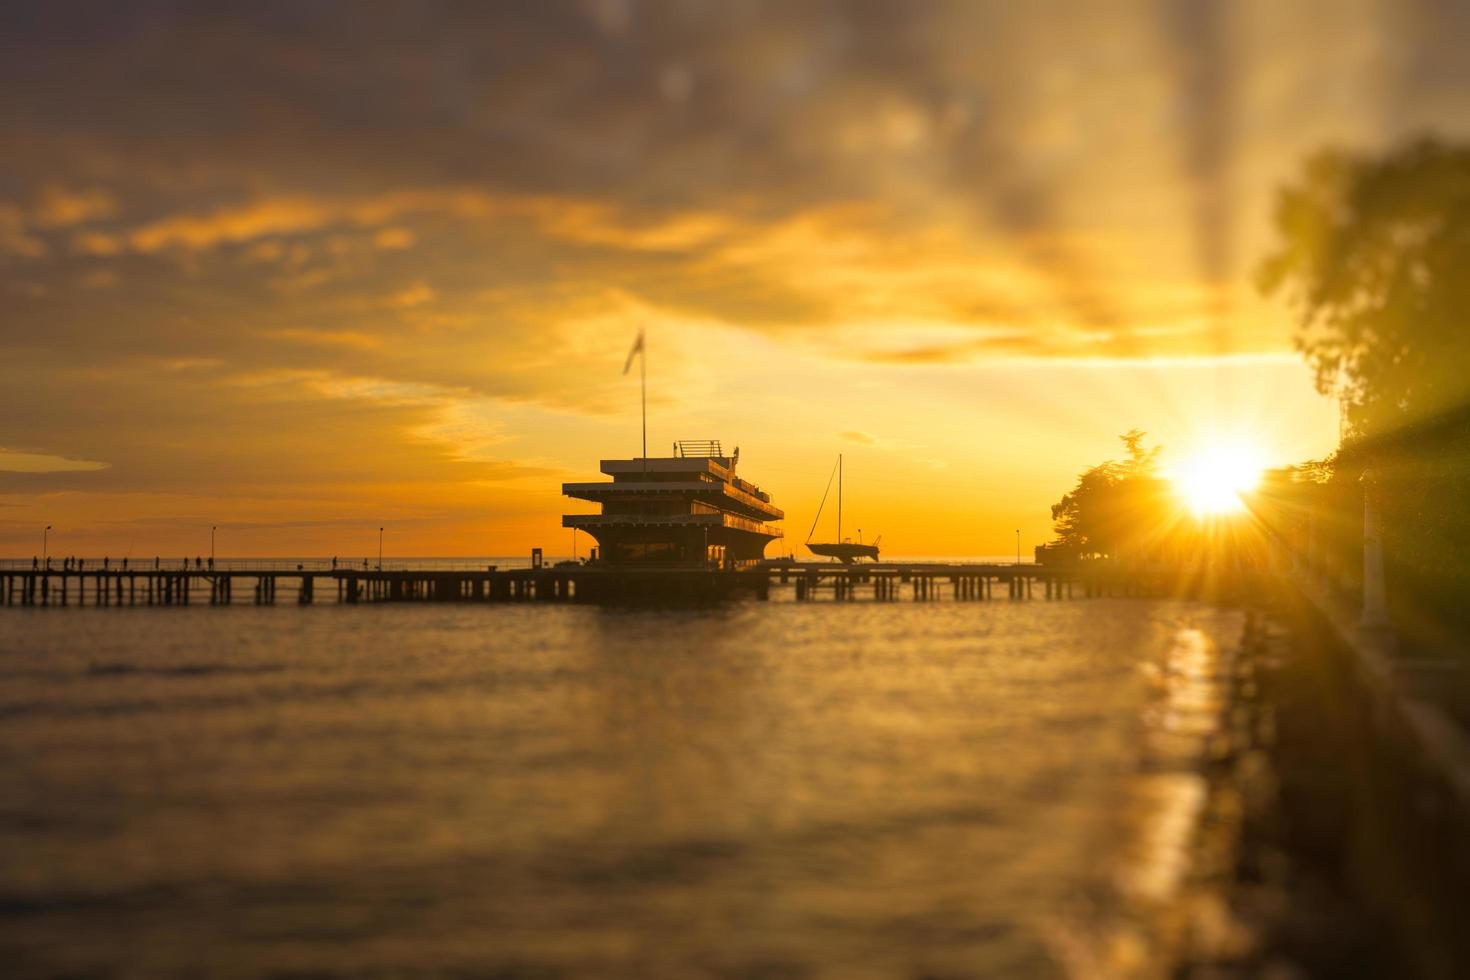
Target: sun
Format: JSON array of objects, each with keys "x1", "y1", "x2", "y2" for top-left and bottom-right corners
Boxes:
[{"x1": 1170, "y1": 443, "x2": 1265, "y2": 515}]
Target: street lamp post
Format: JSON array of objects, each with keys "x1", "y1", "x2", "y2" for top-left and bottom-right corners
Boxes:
[
  {"x1": 378, "y1": 527, "x2": 384, "y2": 571},
  {"x1": 1360, "y1": 470, "x2": 1388, "y2": 629},
  {"x1": 210, "y1": 525, "x2": 216, "y2": 568},
  {"x1": 43, "y1": 525, "x2": 52, "y2": 569},
  {"x1": 1015, "y1": 529, "x2": 1021, "y2": 566}
]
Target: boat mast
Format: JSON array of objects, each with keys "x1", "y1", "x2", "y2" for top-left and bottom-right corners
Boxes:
[{"x1": 805, "y1": 456, "x2": 840, "y2": 545}]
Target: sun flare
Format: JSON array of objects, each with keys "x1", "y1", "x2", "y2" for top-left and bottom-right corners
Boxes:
[{"x1": 1171, "y1": 443, "x2": 1265, "y2": 515}]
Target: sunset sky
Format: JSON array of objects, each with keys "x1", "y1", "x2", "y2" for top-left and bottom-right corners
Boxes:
[{"x1": 3, "y1": 1, "x2": 1469, "y2": 558}]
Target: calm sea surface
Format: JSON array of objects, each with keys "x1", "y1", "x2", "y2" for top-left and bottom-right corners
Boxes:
[{"x1": 0, "y1": 599, "x2": 1240, "y2": 979}]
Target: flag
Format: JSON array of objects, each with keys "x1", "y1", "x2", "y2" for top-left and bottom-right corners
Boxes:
[{"x1": 623, "y1": 329, "x2": 644, "y2": 375}]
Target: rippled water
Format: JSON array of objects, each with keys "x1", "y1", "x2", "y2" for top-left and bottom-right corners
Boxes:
[{"x1": 0, "y1": 599, "x2": 1240, "y2": 979}]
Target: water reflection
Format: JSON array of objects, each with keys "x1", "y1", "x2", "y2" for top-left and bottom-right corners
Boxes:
[{"x1": 0, "y1": 601, "x2": 1241, "y2": 978}]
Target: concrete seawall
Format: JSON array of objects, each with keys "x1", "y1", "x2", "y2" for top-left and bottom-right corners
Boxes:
[{"x1": 1174, "y1": 580, "x2": 1470, "y2": 977}]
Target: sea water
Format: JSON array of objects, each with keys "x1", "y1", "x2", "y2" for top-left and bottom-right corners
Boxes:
[{"x1": 0, "y1": 599, "x2": 1240, "y2": 978}]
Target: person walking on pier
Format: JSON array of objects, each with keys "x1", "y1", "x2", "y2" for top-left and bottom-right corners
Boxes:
[
  {"x1": 103, "y1": 557, "x2": 109, "y2": 571},
  {"x1": 78, "y1": 558, "x2": 85, "y2": 572},
  {"x1": 122, "y1": 557, "x2": 128, "y2": 571},
  {"x1": 31, "y1": 557, "x2": 37, "y2": 571}
]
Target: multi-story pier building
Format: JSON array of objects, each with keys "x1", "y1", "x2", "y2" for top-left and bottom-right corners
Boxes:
[{"x1": 562, "y1": 440, "x2": 784, "y2": 567}]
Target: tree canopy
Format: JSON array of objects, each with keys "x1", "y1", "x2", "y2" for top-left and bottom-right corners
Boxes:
[
  {"x1": 1258, "y1": 137, "x2": 1470, "y2": 439},
  {"x1": 1259, "y1": 136, "x2": 1470, "y2": 634},
  {"x1": 1050, "y1": 430, "x2": 1168, "y2": 559}
]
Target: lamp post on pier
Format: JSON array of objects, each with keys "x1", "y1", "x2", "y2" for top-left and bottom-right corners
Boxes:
[
  {"x1": 378, "y1": 527, "x2": 384, "y2": 571},
  {"x1": 210, "y1": 526, "x2": 216, "y2": 568},
  {"x1": 1015, "y1": 529, "x2": 1021, "y2": 566}
]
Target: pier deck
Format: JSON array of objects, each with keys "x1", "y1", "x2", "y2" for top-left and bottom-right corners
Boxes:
[{"x1": 0, "y1": 560, "x2": 1249, "y2": 608}]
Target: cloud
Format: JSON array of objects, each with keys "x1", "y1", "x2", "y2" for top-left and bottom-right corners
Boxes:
[
  {"x1": 0, "y1": 449, "x2": 109, "y2": 473},
  {"x1": 840, "y1": 430, "x2": 875, "y2": 445},
  {"x1": 71, "y1": 231, "x2": 123, "y2": 256},
  {"x1": 0, "y1": 204, "x2": 45, "y2": 257},
  {"x1": 109, "y1": 186, "x2": 738, "y2": 263},
  {"x1": 32, "y1": 184, "x2": 117, "y2": 228},
  {"x1": 260, "y1": 327, "x2": 382, "y2": 351},
  {"x1": 372, "y1": 226, "x2": 415, "y2": 250},
  {"x1": 0, "y1": 358, "x2": 551, "y2": 500},
  {"x1": 128, "y1": 197, "x2": 336, "y2": 252},
  {"x1": 6, "y1": 2, "x2": 1456, "y2": 363},
  {"x1": 387, "y1": 281, "x2": 436, "y2": 309},
  {"x1": 78, "y1": 268, "x2": 118, "y2": 289}
]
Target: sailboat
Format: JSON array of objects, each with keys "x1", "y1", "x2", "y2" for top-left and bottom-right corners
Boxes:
[{"x1": 805, "y1": 454, "x2": 880, "y2": 562}]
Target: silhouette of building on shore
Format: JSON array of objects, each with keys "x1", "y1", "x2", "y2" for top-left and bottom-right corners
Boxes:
[{"x1": 562, "y1": 440, "x2": 783, "y2": 567}]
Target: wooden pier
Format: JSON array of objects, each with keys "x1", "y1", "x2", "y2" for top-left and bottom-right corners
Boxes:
[
  {"x1": 0, "y1": 560, "x2": 1245, "y2": 609},
  {"x1": 766, "y1": 562, "x2": 1186, "y2": 602}
]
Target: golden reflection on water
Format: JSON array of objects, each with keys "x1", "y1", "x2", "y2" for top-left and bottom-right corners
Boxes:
[{"x1": 0, "y1": 600, "x2": 1240, "y2": 979}]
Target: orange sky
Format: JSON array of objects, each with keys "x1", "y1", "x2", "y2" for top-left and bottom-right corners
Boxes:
[{"x1": 2, "y1": 1, "x2": 1467, "y2": 558}]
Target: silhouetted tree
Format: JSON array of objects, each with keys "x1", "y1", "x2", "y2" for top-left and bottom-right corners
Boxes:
[
  {"x1": 1258, "y1": 137, "x2": 1470, "y2": 438},
  {"x1": 1260, "y1": 137, "x2": 1470, "y2": 639},
  {"x1": 1051, "y1": 430, "x2": 1169, "y2": 560}
]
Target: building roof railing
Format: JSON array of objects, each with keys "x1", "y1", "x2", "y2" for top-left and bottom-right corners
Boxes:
[{"x1": 673, "y1": 439, "x2": 723, "y2": 458}]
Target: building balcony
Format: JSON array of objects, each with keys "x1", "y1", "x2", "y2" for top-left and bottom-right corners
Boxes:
[
  {"x1": 561, "y1": 480, "x2": 785, "y2": 521},
  {"x1": 562, "y1": 512, "x2": 783, "y2": 538}
]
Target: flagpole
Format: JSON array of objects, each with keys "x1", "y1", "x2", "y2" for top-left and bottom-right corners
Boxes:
[{"x1": 624, "y1": 329, "x2": 647, "y2": 472}]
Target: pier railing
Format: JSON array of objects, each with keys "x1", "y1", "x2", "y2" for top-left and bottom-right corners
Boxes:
[
  {"x1": 0, "y1": 559, "x2": 1271, "y2": 609},
  {"x1": 0, "y1": 556, "x2": 555, "y2": 573}
]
